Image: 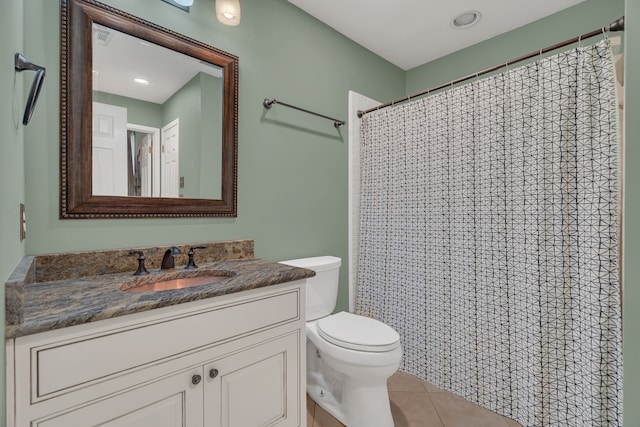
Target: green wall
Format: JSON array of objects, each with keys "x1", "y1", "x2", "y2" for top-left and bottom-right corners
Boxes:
[
  {"x1": 406, "y1": 0, "x2": 624, "y2": 93},
  {"x1": 200, "y1": 72, "x2": 222, "y2": 199},
  {"x1": 163, "y1": 73, "x2": 202, "y2": 197},
  {"x1": 624, "y1": 0, "x2": 640, "y2": 424},
  {"x1": 93, "y1": 91, "x2": 164, "y2": 128},
  {"x1": 163, "y1": 73, "x2": 204, "y2": 198},
  {"x1": 0, "y1": 1, "x2": 26, "y2": 422}
]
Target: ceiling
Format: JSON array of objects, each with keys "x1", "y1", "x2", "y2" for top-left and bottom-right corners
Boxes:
[
  {"x1": 92, "y1": 24, "x2": 222, "y2": 104},
  {"x1": 287, "y1": 0, "x2": 586, "y2": 70}
]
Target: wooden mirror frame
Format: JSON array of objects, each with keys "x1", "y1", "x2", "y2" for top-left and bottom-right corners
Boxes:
[{"x1": 60, "y1": 0, "x2": 238, "y2": 219}]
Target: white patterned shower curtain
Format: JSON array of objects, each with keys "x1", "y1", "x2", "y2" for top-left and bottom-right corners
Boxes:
[{"x1": 356, "y1": 40, "x2": 622, "y2": 427}]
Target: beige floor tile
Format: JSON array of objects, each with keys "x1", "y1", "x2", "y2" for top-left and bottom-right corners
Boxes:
[
  {"x1": 388, "y1": 371, "x2": 431, "y2": 392},
  {"x1": 389, "y1": 391, "x2": 445, "y2": 427},
  {"x1": 421, "y1": 379, "x2": 447, "y2": 393},
  {"x1": 502, "y1": 416, "x2": 524, "y2": 427},
  {"x1": 429, "y1": 392, "x2": 510, "y2": 427},
  {"x1": 306, "y1": 394, "x2": 316, "y2": 427},
  {"x1": 312, "y1": 404, "x2": 346, "y2": 427},
  {"x1": 308, "y1": 374, "x2": 518, "y2": 427}
]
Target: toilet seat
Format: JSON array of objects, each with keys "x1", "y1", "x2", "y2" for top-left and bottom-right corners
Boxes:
[{"x1": 317, "y1": 312, "x2": 400, "y2": 352}]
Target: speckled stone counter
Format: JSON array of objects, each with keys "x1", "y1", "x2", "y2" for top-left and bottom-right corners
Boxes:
[{"x1": 5, "y1": 241, "x2": 314, "y2": 339}]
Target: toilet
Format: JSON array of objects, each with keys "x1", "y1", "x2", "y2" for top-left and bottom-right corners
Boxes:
[{"x1": 280, "y1": 256, "x2": 402, "y2": 427}]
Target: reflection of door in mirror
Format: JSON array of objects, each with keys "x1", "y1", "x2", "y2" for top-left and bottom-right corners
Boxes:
[
  {"x1": 138, "y1": 133, "x2": 151, "y2": 197},
  {"x1": 92, "y1": 102, "x2": 128, "y2": 196},
  {"x1": 127, "y1": 123, "x2": 160, "y2": 197},
  {"x1": 161, "y1": 119, "x2": 180, "y2": 198}
]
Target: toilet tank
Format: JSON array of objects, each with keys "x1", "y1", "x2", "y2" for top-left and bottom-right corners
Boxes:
[{"x1": 279, "y1": 256, "x2": 341, "y2": 321}]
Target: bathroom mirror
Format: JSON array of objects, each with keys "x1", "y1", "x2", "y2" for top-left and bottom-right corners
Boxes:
[{"x1": 60, "y1": 0, "x2": 238, "y2": 218}]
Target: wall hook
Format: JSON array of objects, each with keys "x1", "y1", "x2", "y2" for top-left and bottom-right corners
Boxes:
[{"x1": 15, "y1": 53, "x2": 46, "y2": 125}]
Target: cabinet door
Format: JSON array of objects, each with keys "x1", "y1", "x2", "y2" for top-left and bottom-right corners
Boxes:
[
  {"x1": 204, "y1": 333, "x2": 300, "y2": 427},
  {"x1": 33, "y1": 367, "x2": 204, "y2": 427}
]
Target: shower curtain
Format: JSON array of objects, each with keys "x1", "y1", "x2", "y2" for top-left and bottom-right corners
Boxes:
[{"x1": 356, "y1": 40, "x2": 622, "y2": 427}]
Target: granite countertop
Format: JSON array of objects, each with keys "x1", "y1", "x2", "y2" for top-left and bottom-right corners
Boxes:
[{"x1": 6, "y1": 257, "x2": 314, "y2": 339}]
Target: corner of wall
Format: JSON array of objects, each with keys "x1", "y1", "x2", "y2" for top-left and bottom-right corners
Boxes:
[
  {"x1": 1, "y1": 0, "x2": 27, "y2": 423},
  {"x1": 347, "y1": 91, "x2": 381, "y2": 313},
  {"x1": 623, "y1": 0, "x2": 639, "y2": 424}
]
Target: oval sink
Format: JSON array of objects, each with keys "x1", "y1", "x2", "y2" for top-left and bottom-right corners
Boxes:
[{"x1": 120, "y1": 271, "x2": 233, "y2": 292}]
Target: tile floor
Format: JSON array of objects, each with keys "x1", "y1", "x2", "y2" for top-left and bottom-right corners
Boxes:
[{"x1": 306, "y1": 371, "x2": 524, "y2": 427}]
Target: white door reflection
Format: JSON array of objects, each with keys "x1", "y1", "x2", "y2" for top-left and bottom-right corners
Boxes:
[
  {"x1": 92, "y1": 102, "x2": 128, "y2": 196},
  {"x1": 161, "y1": 118, "x2": 180, "y2": 198},
  {"x1": 127, "y1": 123, "x2": 160, "y2": 197}
]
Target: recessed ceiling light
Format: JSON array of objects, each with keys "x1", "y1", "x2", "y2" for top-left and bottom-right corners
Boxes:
[
  {"x1": 133, "y1": 78, "x2": 150, "y2": 86},
  {"x1": 451, "y1": 11, "x2": 481, "y2": 29}
]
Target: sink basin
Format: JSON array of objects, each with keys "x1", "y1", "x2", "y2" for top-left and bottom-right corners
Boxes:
[{"x1": 120, "y1": 271, "x2": 233, "y2": 292}]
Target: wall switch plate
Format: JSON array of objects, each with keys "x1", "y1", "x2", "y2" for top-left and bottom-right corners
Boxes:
[{"x1": 19, "y1": 203, "x2": 26, "y2": 241}]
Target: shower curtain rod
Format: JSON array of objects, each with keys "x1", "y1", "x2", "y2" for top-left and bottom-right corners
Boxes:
[{"x1": 357, "y1": 16, "x2": 625, "y2": 118}]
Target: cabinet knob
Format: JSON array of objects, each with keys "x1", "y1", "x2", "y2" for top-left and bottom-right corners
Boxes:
[
  {"x1": 209, "y1": 368, "x2": 219, "y2": 379},
  {"x1": 192, "y1": 374, "x2": 202, "y2": 385}
]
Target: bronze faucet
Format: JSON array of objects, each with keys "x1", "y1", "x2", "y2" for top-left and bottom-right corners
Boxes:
[{"x1": 161, "y1": 246, "x2": 182, "y2": 270}]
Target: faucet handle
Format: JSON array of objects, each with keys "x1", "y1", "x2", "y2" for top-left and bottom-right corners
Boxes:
[
  {"x1": 185, "y1": 246, "x2": 207, "y2": 269},
  {"x1": 129, "y1": 250, "x2": 150, "y2": 276}
]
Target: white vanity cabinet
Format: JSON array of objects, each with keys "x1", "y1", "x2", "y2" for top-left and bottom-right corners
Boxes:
[
  {"x1": 6, "y1": 280, "x2": 306, "y2": 427},
  {"x1": 32, "y1": 366, "x2": 204, "y2": 427}
]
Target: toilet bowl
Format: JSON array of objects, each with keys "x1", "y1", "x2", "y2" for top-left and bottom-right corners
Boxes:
[{"x1": 279, "y1": 256, "x2": 402, "y2": 427}]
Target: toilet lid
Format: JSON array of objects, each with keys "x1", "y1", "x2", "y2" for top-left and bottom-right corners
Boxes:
[{"x1": 317, "y1": 312, "x2": 400, "y2": 352}]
